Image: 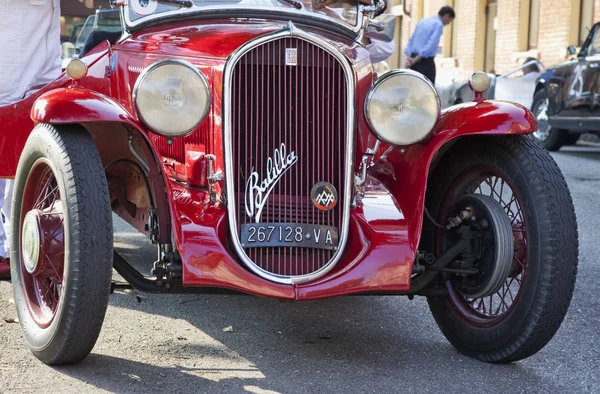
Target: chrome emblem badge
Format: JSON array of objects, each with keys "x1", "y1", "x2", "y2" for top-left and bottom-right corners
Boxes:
[
  {"x1": 310, "y1": 182, "x2": 338, "y2": 211},
  {"x1": 285, "y1": 48, "x2": 298, "y2": 66}
]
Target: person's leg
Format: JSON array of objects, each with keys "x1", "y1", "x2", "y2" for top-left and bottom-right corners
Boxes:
[
  {"x1": 3, "y1": 179, "x2": 12, "y2": 254},
  {"x1": 0, "y1": 178, "x2": 9, "y2": 279},
  {"x1": 410, "y1": 57, "x2": 436, "y2": 85},
  {"x1": 429, "y1": 58, "x2": 437, "y2": 86}
]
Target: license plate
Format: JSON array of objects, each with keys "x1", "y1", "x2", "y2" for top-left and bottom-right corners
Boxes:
[{"x1": 240, "y1": 223, "x2": 338, "y2": 250}]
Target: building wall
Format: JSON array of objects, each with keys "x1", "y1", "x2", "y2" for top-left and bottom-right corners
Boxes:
[
  {"x1": 450, "y1": 0, "x2": 480, "y2": 75},
  {"x1": 424, "y1": 0, "x2": 447, "y2": 16},
  {"x1": 394, "y1": 0, "x2": 600, "y2": 83},
  {"x1": 494, "y1": 0, "x2": 522, "y2": 74},
  {"x1": 537, "y1": 0, "x2": 576, "y2": 70},
  {"x1": 592, "y1": 0, "x2": 600, "y2": 29}
]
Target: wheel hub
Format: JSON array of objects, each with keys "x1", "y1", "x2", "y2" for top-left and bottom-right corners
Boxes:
[
  {"x1": 446, "y1": 194, "x2": 514, "y2": 299},
  {"x1": 533, "y1": 98, "x2": 551, "y2": 141},
  {"x1": 22, "y1": 211, "x2": 43, "y2": 275}
]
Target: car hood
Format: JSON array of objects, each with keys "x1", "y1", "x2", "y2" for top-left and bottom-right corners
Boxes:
[{"x1": 117, "y1": 19, "x2": 362, "y2": 62}]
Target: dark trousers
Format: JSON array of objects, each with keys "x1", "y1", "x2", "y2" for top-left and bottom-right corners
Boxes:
[{"x1": 410, "y1": 55, "x2": 436, "y2": 85}]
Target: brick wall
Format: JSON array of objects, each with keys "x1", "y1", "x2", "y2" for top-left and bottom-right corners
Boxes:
[
  {"x1": 425, "y1": 0, "x2": 446, "y2": 17},
  {"x1": 537, "y1": 0, "x2": 574, "y2": 68},
  {"x1": 494, "y1": 0, "x2": 522, "y2": 74},
  {"x1": 451, "y1": 0, "x2": 479, "y2": 74},
  {"x1": 399, "y1": 14, "x2": 412, "y2": 67},
  {"x1": 399, "y1": 0, "x2": 425, "y2": 68}
]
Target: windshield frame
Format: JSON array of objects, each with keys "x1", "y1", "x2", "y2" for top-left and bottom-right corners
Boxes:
[{"x1": 121, "y1": 2, "x2": 365, "y2": 38}]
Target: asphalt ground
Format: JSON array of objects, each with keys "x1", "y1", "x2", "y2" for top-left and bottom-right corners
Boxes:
[{"x1": 1, "y1": 143, "x2": 599, "y2": 393}]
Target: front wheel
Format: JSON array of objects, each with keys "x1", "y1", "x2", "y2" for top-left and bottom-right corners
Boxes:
[
  {"x1": 531, "y1": 89, "x2": 569, "y2": 151},
  {"x1": 425, "y1": 135, "x2": 578, "y2": 363},
  {"x1": 10, "y1": 124, "x2": 113, "y2": 365}
]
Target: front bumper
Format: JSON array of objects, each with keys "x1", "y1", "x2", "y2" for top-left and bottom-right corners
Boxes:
[{"x1": 170, "y1": 175, "x2": 413, "y2": 300}]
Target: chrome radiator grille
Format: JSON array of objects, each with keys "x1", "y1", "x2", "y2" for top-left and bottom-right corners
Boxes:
[{"x1": 229, "y1": 36, "x2": 349, "y2": 279}]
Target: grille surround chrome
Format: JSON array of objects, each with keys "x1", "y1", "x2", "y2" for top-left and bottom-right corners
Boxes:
[{"x1": 223, "y1": 23, "x2": 355, "y2": 285}]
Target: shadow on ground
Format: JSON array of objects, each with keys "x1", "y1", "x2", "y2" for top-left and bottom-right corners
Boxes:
[{"x1": 37, "y1": 175, "x2": 594, "y2": 394}]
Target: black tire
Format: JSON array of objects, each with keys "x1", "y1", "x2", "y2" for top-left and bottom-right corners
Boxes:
[
  {"x1": 425, "y1": 135, "x2": 578, "y2": 363},
  {"x1": 531, "y1": 89, "x2": 569, "y2": 151},
  {"x1": 10, "y1": 124, "x2": 113, "y2": 365}
]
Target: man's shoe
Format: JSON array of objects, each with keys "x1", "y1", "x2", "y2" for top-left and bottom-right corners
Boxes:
[{"x1": 0, "y1": 257, "x2": 10, "y2": 279}]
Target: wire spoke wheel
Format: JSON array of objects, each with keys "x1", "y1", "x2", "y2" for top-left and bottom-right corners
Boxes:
[
  {"x1": 425, "y1": 136, "x2": 577, "y2": 363},
  {"x1": 438, "y1": 168, "x2": 527, "y2": 327},
  {"x1": 19, "y1": 160, "x2": 66, "y2": 328}
]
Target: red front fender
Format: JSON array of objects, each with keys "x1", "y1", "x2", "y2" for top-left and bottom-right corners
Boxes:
[
  {"x1": 370, "y1": 100, "x2": 537, "y2": 252},
  {"x1": 432, "y1": 99, "x2": 536, "y2": 137},
  {"x1": 30, "y1": 87, "x2": 176, "y2": 245},
  {"x1": 31, "y1": 87, "x2": 137, "y2": 126}
]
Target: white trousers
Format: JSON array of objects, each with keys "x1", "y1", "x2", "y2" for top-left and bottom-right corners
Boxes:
[
  {"x1": 0, "y1": 179, "x2": 12, "y2": 258},
  {"x1": 0, "y1": 0, "x2": 61, "y2": 258},
  {"x1": 0, "y1": 0, "x2": 61, "y2": 103}
]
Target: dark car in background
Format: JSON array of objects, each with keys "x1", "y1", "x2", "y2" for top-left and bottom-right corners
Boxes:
[{"x1": 532, "y1": 22, "x2": 600, "y2": 151}]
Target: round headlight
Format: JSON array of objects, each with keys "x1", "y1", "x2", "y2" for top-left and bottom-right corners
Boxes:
[
  {"x1": 134, "y1": 60, "x2": 210, "y2": 137},
  {"x1": 365, "y1": 70, "x2": 440, "y2": 146},
  {"x1": 469, "y1": 71, "x2": 491, "y2": 93},
  {"x1": 66, "y1": 59, "x2": 88, "y2": 80}
]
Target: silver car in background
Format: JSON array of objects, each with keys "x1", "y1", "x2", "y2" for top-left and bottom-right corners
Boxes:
[{"x1": 437, "y1": 60, "x2": 542, "y2": 109}]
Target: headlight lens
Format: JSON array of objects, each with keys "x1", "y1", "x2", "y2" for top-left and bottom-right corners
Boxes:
[
  {"x1": 469, "y1": 71, "x2": 491, "y2": 93},
  {"x1": 365, "y1": 70, "x2": 440, "y2": 145},
  {"x1": 134, "y1": 60, "x2": 210, "y2": 137}
]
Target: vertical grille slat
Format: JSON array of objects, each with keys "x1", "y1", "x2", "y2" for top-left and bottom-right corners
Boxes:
[{"x1": 231, "y1": 37, "x2": 347, "y2": 277}]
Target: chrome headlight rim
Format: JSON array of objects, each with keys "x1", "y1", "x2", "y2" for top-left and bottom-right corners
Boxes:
[
  {"x1": 133, "y1": 59, "x2": 211, "y2": 137},
  {"x1": 364, "y1": 69, "x2": 441, "y2": 146}
]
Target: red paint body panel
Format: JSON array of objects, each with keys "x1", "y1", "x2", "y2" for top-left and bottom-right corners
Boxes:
[
  {"x1": 175, "y1": 175, "x2": 412, "y2": 299},
  {"x1": 296, "y1": 178, "x2": 412, "y2": 298},
  {"x1": 31, "y1": 88, "x2": 134, "y2": 125},
  {"x1": 169, "y1": 182, "x2": 296, "y2": 299},
  {"x1": 0, "y1": 76, "x2": 68, "y2": 178},
  {"x1": 121, "y1": 20, "x2": 285, "y2": 60},
  {"x1": 0, "y1": 16, "x2": 537, "y2": 299}
]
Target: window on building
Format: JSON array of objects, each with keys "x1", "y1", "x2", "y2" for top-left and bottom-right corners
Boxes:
[
  {"x1": 580, "y1": 0, "x2": 594, "y2": 46},
  {"x1": 528, "y1": 0, "x2": 540, "y2": 49}
]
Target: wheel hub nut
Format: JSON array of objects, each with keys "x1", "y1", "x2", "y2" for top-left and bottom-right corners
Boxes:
[{"x1": 22, "y1": 211, "x2": 42, "y2": 274}]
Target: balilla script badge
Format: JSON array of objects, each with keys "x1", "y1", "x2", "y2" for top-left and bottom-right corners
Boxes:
[
  {"x1": 245, "y1": 144, "x2": 298, "y2": 223},
  {"x1": 310, "y1": 182, "x2": 338, "y2": 211}
]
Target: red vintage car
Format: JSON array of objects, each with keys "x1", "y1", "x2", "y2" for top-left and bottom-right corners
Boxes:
[{"x1": 1, "y1": 0, "x2": 578, "y2": 365}]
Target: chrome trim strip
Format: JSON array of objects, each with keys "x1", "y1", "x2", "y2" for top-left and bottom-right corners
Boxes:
[
  {"x1": 364, "y1": 69, "x2": 441, "y2": 146},
  {"x1": 122, "y1": 3, "x2": 364, "y2": 35},
  {"x1": 223, "y1": 23, "x2": 355, "y2": 285}
]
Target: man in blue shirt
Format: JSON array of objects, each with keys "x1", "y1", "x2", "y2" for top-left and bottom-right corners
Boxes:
[{"x1": 404, "y1": 6, "x2": 455, "y2": 84}]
